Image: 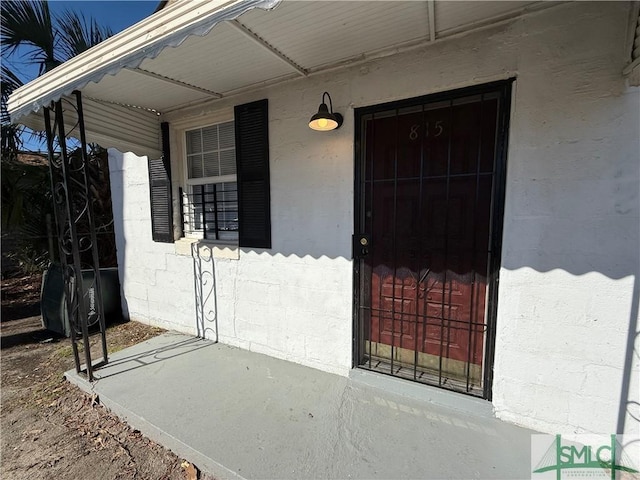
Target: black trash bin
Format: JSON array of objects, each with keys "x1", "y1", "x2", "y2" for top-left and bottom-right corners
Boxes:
[{"x1": 41, "y1": 263, "x2": 122, "y2": 337}]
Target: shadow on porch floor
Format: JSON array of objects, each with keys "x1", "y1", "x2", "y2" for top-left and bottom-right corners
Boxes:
[{"x1": 66, "y1": 332, "x2": 536, "y2": 479}]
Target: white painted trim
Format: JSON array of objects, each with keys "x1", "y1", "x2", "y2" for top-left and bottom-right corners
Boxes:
[
  {"x1": 427, "y1": 0, "x2": 436, "y2": 42},
  {"x1": 174, "y1": 238, "x2": 240, "y2": 259},
  {"x1": 186, "y1": 175, "x2": 237, "y2": 186},
  {"x1": 7, "y1": 0, "x2": 279, "y2": 120},
  {"x1": 176, "y1": 111, "x2": 238, "y2": 244},
  {"x1": 175, "y1": 110, "x2": 235, "y2": 186}
]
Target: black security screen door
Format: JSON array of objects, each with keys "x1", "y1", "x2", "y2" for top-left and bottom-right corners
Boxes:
[{"x1": 353, "y1": 81, "x2": 511, "y2": 399}]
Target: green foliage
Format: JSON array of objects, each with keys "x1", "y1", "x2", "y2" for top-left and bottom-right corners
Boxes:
[
  {"x1": 67, "y1": 146, "x2": 119, "y2": 268},
  {"x1": 1, "y1": 159, "x2": 49, "y2": 228},
  {"x1": 1, "y1": 0, "x2": 114, "y2": 158},
  {"x1": 1, "y1": 158, "x2": 53, "y2": 274},
  {"x1": 5, "y1": 244, "x2": 50, "y2": 274},
  {"x1": 1, "y1": 0, "x2": 115, "y2": 275},
  {"x1": 56, "y1": 9, "x2": 113, "y2": 61},
  {"x1": 1, "y1": 0, "x2": 57, "y2": 74},
  {"x1": 1, "y1": 65, "x2": 25, "y2": 156}
]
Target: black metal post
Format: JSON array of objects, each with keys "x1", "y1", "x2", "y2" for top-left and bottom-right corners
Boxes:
[
  {"x1": 42, "y1": 94, "x2": 109, "y2": 382},
  {"x1": 54, "y1": 99, "x2": 94, "y2": 380},
  {"x1": 43, "y1": 105, "x2": 82, "y2": 375},
  {"x1": 74, "y1": 90, "x2": 108, "y2": 365}
]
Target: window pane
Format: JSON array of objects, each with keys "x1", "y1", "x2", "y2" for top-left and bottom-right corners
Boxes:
[
  {"x1": 203, "y1": 184, "x2": 216, "y2": 204},
  {"x1": 219, "y1": 121, "x2": 235, "y2": 149},
  {"x1": 188, "y1": 154, "x2": 203, "y2": 179},
  {"x1": 216, "y1": 184, "x2": 237, "y2": 202},
  {"x1": 191, "y1": 185, "x2": 204, "y2": 231},
  {"x1": 202, "y1": 125, "x2": 218, "y2": 152},
  {"x1": 219, "y1": 149, "x2": 236, "y2": 176},
  {"x1": 203, "y1": 152, "x2": 220, "y2": 177},
  {"x1": 204, "y1": 211, "x2": 217, "y2": 234},
  {"x1": 186, "y1": 130, "x2": 201, "y2": 154},
  {"x1": 183, "y1": 120, "x2": 238, "y2": 242},
  {"x1": 219, "y1": 182, "x2": 238, "y2": 233}
]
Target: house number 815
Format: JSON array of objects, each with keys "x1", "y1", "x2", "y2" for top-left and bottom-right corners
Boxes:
[{"x1": 409, "y1": 121, "x2": 443, "y2": 140}]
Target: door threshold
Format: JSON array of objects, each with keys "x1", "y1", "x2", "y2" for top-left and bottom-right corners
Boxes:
[
  {"x1": 363, "y1": 348, "x2": 483, "y2": 393},
  {"x1": 349, "y1": 367, "x2": 494, "y2": 418}
]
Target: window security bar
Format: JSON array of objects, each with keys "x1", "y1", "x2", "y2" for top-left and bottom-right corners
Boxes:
[{"x1": 180, "y1": 183, "x2": 238, "y2": 241}]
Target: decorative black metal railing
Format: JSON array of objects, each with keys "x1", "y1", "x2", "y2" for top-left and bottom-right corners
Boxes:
[
  {"x1": 43, "y1": 91, "x2": 108, "y2": 381},
  {"x1": 182, "y1": 183, "x2": 231, "y2": 341},
  {"x1": 192, "y1": 242, "x2": 218, "y2": 341}
]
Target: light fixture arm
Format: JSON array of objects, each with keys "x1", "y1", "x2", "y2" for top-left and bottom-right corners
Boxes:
[{"x1": 322, "y1": 91, "x2": 333, "y2": 113}]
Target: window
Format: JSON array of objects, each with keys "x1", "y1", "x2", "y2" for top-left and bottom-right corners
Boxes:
[
  {"x1": 182, "y1": 121, "x2": 239, "y2": 242},
  {"x1": 150, "y1": 99, "x2": 271, "y2": 248}
]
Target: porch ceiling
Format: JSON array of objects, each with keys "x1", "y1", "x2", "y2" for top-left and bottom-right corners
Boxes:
[{"x1": 8, "y1": 0, "x2": 546, "y2": 155}]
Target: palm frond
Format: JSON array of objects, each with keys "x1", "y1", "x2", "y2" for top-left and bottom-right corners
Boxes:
[
  {"x1": 1, "y1": 0, "x2": 60, "y2": 73},
  {"x1": 2, "y1": 160, "x2": 51, "y2": 233},
  {"x1": 1, "y1": 64, "x2": 22, "y2": 121},
  {"x1": 1, "y1": 65, "x2": 26, "y2": 154},
  {"x1": 1, "y1": 123, "x2": 24, "y2": 159},
  {"x1": 56, "y1": 9, "x2": 113, "y2": 60},
  {"x1": 1, "y1": 64, "x2": 23, "y2": 97}
]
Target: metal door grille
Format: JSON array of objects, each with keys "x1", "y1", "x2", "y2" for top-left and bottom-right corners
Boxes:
[{"x1": 353, "y1": 81, "x2": 512, "y2": 399}]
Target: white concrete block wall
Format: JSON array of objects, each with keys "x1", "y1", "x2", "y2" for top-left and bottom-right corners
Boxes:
[
  {"x1": 108, "y1": 2, "x2": 639, "y2": 435},
  {"x1": 206, "y1": 251, "x2": 353, "y2": 374},
  {"x1": 108, "y1": 150, "x2": 198, "y2": 335},
  {"x1": 108, "y1": 148, "x2": 353, "y2": 375},
  {"x1": 490, "y1": 2, "x2": 640, "y2": 437}
]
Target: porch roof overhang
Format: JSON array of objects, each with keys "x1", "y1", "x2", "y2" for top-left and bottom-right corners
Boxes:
[{"x1": 8, "y1": 0, "x2": 557, "y2": 157}]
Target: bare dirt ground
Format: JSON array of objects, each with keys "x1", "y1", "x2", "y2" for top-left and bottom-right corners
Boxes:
[{"x1": 1, "y1": 274, "x2": 204, "y2": 479}]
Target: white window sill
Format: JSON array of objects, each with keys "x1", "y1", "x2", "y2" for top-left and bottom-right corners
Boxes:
[{"x1": 174, "y1": 237, "x2": 240, "y2": 260}]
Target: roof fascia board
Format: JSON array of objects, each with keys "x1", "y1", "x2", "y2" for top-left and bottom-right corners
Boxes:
[{"x1": 7, "y1": 0, "x2": 280, "y2": 122}]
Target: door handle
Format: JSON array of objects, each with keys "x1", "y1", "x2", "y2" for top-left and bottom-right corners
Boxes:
[{"x1": 353, "y1": 234, "x2": 371, "y2": 258}]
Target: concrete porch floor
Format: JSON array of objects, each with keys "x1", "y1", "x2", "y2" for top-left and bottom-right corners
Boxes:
[{"x1": 66, "y1": 332, "x2": 537, "y2": 479}]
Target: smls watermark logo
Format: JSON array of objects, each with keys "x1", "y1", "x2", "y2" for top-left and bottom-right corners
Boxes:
[{"x1": 531, "y1": 434, "x2": 640, "y2": 480}]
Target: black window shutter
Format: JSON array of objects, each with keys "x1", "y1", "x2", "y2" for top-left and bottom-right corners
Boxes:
[
  {"x1": 235, "y1": 99, "x2": 271, "y2": 249},
  {"x1": 148, "y1": 122, "x2": 174, "y2": 243}
]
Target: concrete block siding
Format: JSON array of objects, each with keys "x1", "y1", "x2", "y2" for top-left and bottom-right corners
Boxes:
[
  {"x1": 108, "y1": 2, "x2": 639, "y2": 437},
  {"x1": 109, "y1": 150, "x2": 354, "y2": 375}
]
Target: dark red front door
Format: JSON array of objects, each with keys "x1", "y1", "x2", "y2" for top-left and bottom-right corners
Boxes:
[{"x1": 355, "y1": 83, "x2": 510, "y2": 398}]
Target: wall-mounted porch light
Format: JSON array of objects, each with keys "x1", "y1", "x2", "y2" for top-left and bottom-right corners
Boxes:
[{"x1": 309, "y1": 92, "x2": 343, "y2": 131}]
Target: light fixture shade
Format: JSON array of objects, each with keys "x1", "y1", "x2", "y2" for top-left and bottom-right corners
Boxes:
[{"x1": 309, "y1": 93, "x2": 343, "y2": 131}]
